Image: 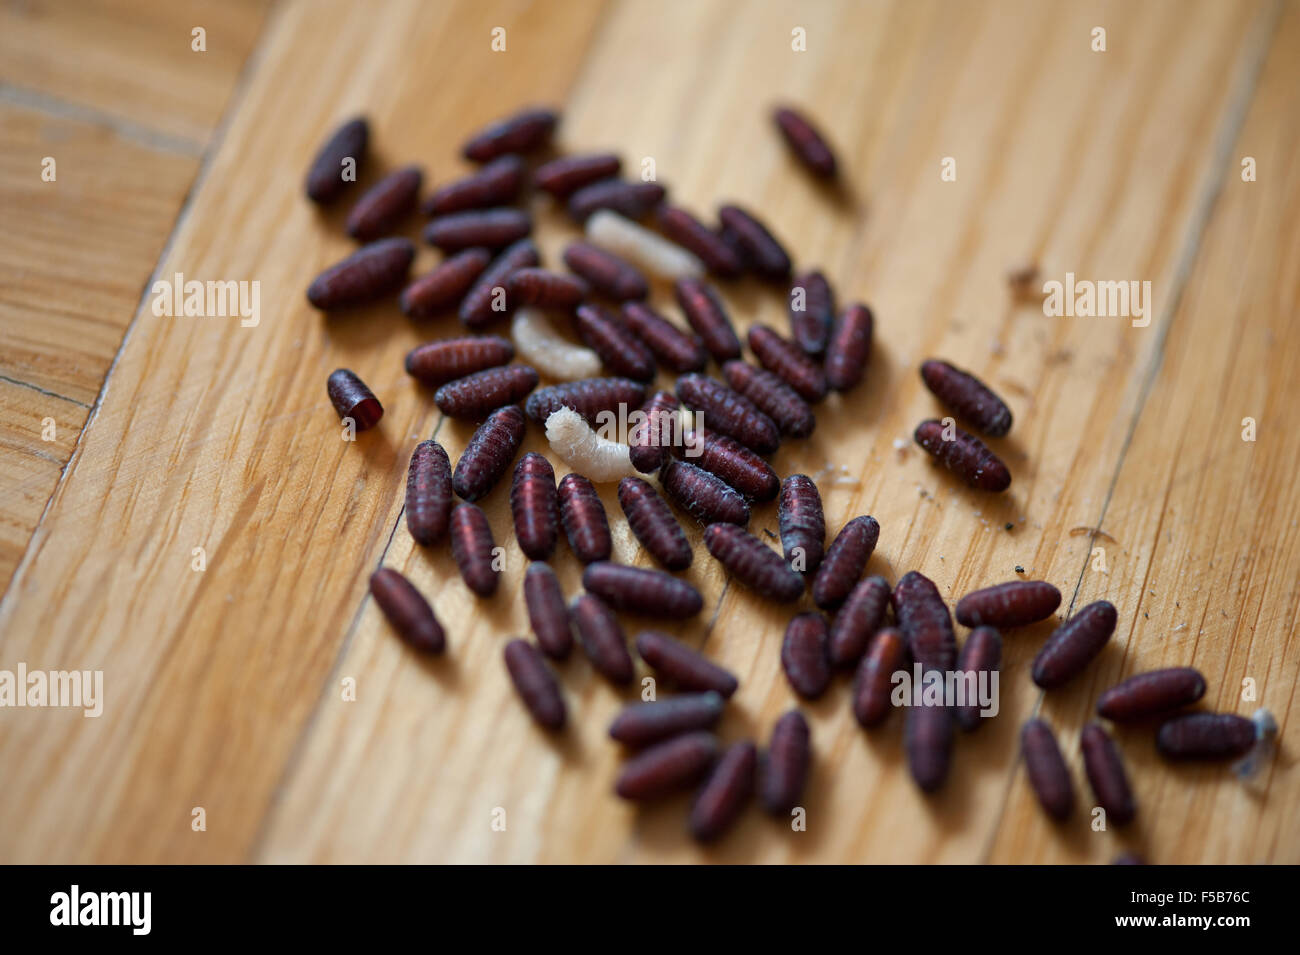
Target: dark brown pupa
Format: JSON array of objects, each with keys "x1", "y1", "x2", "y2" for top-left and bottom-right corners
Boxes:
[
  {"x1": 721, "y1": 360, "x2": 816, "y2": 439},
  {"x1": 748, "y1": 325, "x2": 828, "y2": 402},
  {"x1": 760, "y1": 710, "x2": 810, "y2": 815},
  {"x1": 571, "y1": 593, "x2": 634, "y2": 685},
  {"x1": 404, "y1": 334, "x2": 514, "y2": 386},
  {"x1": 831, "y1": 575, "x2": 892, "y2": 668},
  {"x1": 629, "y1": 390, "x2": 681, "y2": 474},
  {"x1": 582, "y1": 561, "x2": 703, "y2": 618},
  {"x1": 717, "y1": 204, "x2": 791, "y2": 280},
  {"x1": 459, "y1": 238, "x2": 540, "y2": 329},
  {"x1": 787, "y1": 270, "x2": 835, "y2": 355},
  {"x1": 892, "y1": 570, "x2": 956, "y2": 674},
  {"x1": 562, "y1": 241, "x2": 649, "y2": 301},
  {"x1": 680, "y1": 430, "x2": 779, "y2": 503},
  {"x1": 954, "y1": 626, "x2": 1001, "y2": 732},
  {"x1": 405, "y1": 440, "x2": 452, "y2": 545},
  {"x1": 636, "y1": 631, "x2": 738, "y2": 698},
  {"x1": 1031, "y1": 600, "x2": 1117, "y2": 689},
  {"x1": 327, "y1": 369, "x2": 383, "y2": 430},
  {"x1": 1097, "y1": 667, "x2": 1207, "y2": 722},
  {"x1": 690, "y1": 741, "x2": 756, "y2": 843},
  {"x1": 812, "y1": 516, "x2": 880, "y2": 609},
  {"x1": 451, "y1": 404, "x2": 526, "y2": 501},
  {"x1": 704, "y1": 523, "x2": 804, "y2": 603},
  {"x1": 781, "y1": 612, "x2": 832, "y2": 699},
  {"x1": 674, "y1": 277, "x2": 741, "y2": 363},
  {"x1": 852, "y1": 627, "x2": 907, "y2": 726},
  {"x1": 1021, "y1": 719, "x2": 1074, "y2": 820},
  {"x1": 906, "y1": 704, "x2": 953, "y2": 793},
  {"x1": 621, "y1": 303, "x2": 708, "y2": 374},
  {"x1": 778, "y1": 474, "x2": 825, "y2": 574},
  {"x1": 506, "y1": 268, "x2": 589, "y2": 311},
  {"x1": 525, "y1": 376, "x2": 647, "y2": 425},
  {"x1": 450, "y1": 502, "x2": 499, "y2": 597},
  {"x1": 422, "y1": 155, "x2": 525, "y2": 216},
  {"x1": 657, "y1": 206, "x2": 744, "y2": 277},
  {"x1": 523, "y1": 563, "x2": 572, "y2": 659},
  {"x1": 1155, "y1": 712, "x2": 1256, "y2": 760},
  {"x1": 914, "y1": 419, "x2": 1012, "y2": 493},
  {"x1": 307, "y1": 238, "x2": 415, "y2": 311},
  {"x1": 346, "y1": 165, "x2": 422, "y2": 241},
  {"x1": 616, "y1": 732, "x2": 718, "y2": 802},
  {"x1": 568, "y1": 179, "x2": 666, "y2": 222},
  {"x1": 825, "y1": 303, "x2": 873, "y2": 391},
  {"x1": 504, "y1": 639, "x2": 566, "y2": 731},
  {"x1": 609, "y1": 692, "x2": 726, "y2": 747},
  {"x1": 660, "y1": 457, "x2": 751, "y2": 526},
  {"x1": 369, "y1": 567, "x2": 445, "y2": 654},
  {"x1": 619, "y1": 477, "x2": 692, "y2": 570},
  {"x1": 510, "y1": 452, "x2": 558, "y2": 560},
  {"x1": 424, "y1": 208, "x2": 532, "y2": 253},
  {"x1": 435, "y1": 365, "x2": 539, "y2": 420},
  {"x1": 534, "y1": 152, "x2": 622, "y2": 198},
  {"x1": 920, "y1": 359, "x2": 1014, "y2": 437},
  {"x1": 1081, "y1": 722, "x2": 1136, "y2": 825},
  {"x1": 305, "y1": 116, "x2": 367, "y2": 204},
  {"x1": 574, "y1": 304, "x2": 657, "y2": 382},
  {"x1": 557, "y1": 472, "x2": 612, "y2": 563},
  {"x1": 401, "y1": 249, "x2": 494, "y2": 319},
  {"x1": 955, "y1": 580, "x2": 1061, "y2": 628},
  {"x1": 676, "y1": 374, "x2": 780, "y2": 455},
  {"x1": 461, "y1": 106, "x2": 558, "y2": 162},
  {"x1": 772, "y1": 106, "x2": 838, "y2": 179}
]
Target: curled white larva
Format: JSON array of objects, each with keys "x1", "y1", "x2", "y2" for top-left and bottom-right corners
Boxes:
[
  {"x1": 544, "y1": 407, "x2": 638, "y2": 482},
  {"x1": 511, "y1": 307, "x2": 602, "y2": 381},
  {"x1": 585, "y1": 209, "x2": 704, "y2": 280}
]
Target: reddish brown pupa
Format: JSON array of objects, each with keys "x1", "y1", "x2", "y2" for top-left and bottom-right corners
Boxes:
[
  {"x1": 920, "y1": 359, "x2": 1014, "y2": 437},
  {"x1": 852, "y1": 627, "x2": 907, "y2": 726},
  {"x1": 781, "y1": 612, "x2": 832, "y2": 699},
  {"x1": 690, "y1": 740, "x2": 756, "y2": 843},
  {"x1": 787, "y1": 270, "x2": 835, "y2": 355},
  {"x1": 812, "y1": 515, "x2": 880, "y2": 609},
  {"x1": 831, "y1": 575, "x2": 892, "y2": 668},
  {"x1": 717, "y1": 204, "x2": 791, "y2": 279},
  {"x1": 621, "y1": 303, "x2": 708, "y2": 374},
  {"x1": 635, "y1": 631, "x2": 738, "y2": 698},
  {"x1": 557, "y1": 472, "x2": 612, "y2": 563},
  {"x1": 581, "y1": 561, "x2": 703, "y2": 618},
  {"x1": 760, "y1": 710, "x2": 810, "y2": 815},
  {"x1": 305, "y1": 116, "x2": 368, "y2": 204},
  {"x1": 906, "y1": 704, "x2": 953, "y2": 793},
  {"x1": 748, "y1": 326, "x2": 828, "y2": 402},
  {"x1": 421, "y1": 155, "x2": 525, "y2": 216},
  {"x1": 369, "y1": 567, "x2": 445, "y2": 654},
  {"x1": 450, "y1": 502, "x2": 499, "y2": 597},
  {"x1": 1081, "y1": 722, "x2": 1136, "y2": 825},
  {"x1": 451, "y1": 405, "x2": 525, "y2": 501},
  {"x1": 459, "y1": 238, "x2": 540, "y2": 329},
  {"x1": 629, "y1": 390, "x2": 680, "y2": 474},
  {"x1": 1031, "y1": 600, "x2": 1117, "y2": 689},
  {"x1": 346, "y1": 165, "x2": 422, "y2": 241},
  {"x1": 1021, "y1": 719, "x2": 1074, "y2": 820},
  {"x1": 406, "y1": 439, "x2": 452, "y2": 545},
  {"x1": 435, "y1": 365, "x2": 538, "y2": 421},
  {"x1": 616, "y1": 731, "x2": 718, "y2": 802},
  {"x1": 660, "y1": 457, "x2": 751, "y2": 526},
  {"x1": 892, "y1": 570, "x2": 956, "y2": 674},
  {"x1": 704, "y1": 523, "x2": 803, "y2": 602},
  {"x1": 525, "y1": 376, "x2": 647, "y2": 425},
  {"x1": 506, "y1": 268, "x2": 588, "y2": 310},
  {"x1": 618, "y1": 477, "x2": 692, "y2": 570},
  {"x1": 1156, "y1": 713, "x2": 1257, "y2": 760},
  {"x1": 504, "y1": 639, "x2": 566, "y2": 731},
  {"x1": 424, "y1": 208, "x2": 532, "y2": 253},
  {"x1": 562, "y1": 241, "x2": 649, "y2": 301},
  {"x1": 721, "y1": 360, "x2": 816, "y2": 439},
  {"x1": 680, "y1": 429, "x2": 779, "y2": 503},
  {"x1": 568, "y1": 179, "x2": 666, "y2": 222},
  {"x1": 914, "y1": 419, "x2": 1012, "y2": 493},
  {"x1": 824, "y1": 303, "x2": 873, "y2": 391},
  {"x1": 534, "y1": 152, "x2": 622, "y2": 198},
  {"x1": 401, "y1": 249, "x2": 493, "y2": 319},
  {"x1": 674, "y1": 277, "x2": 741, "y2": 363},
  {"x1": 772, "y1": 106, "x2": 838, "y2": 179},
  {"x1": 523, "y1": 562, "x2": 572, "y2": 660},
  {"x1": 609, "y1": 692, "x2": 725, "y2": 747},
  {"x1": 955, "y1": 580, "x2": 1061, "y2": 628},
  {"x1": 954, "y1": 626, "x2": 1001, "y2": 731},
  {"x1": 778, "y1": 474, "x2": 825, "y2": 574},
  {"x1": 676, "y1": 374, "x2": 780, "y2": 455},
  {"x1": 656, "y1": 206, "x2": 744, "y2": 277},
  {"x1": 326, "y1": 369, "x2": 383, "y2": 430},
  {"x1": 510, "y1": 452, "x2": 558, "y2": 560},
  {"x1": 405, "y1": 334, "x2": 514, "y2": 387},
  {"x1": 574, "y1": 304, "x2": 657, "y2": 382},
  {"x1": 461, "y1": 106, "x2": 558, "y2": 162},
  {"x1": 307, "y1": 237, "x2": 415, "y2": 311},
  {"x1": 570, "y1": 593, "x2": 634, "y2": 685},
  {"x1": 1097, "y1": 667, "x2": 1207, "y2": 722}
]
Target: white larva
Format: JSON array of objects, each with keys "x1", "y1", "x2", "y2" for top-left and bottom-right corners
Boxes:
[
  {"x1": 544, "y1": 407, "x2": 638, "y2": 482},
  {"x1": 585, "y1": 209, "x2": 704, "y2": 280},
  {"x1": 511, "y1": 307, "x2": 602, "y2": 381}
]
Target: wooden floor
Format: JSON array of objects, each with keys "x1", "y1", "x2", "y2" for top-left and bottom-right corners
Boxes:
[{"x1": 1, "y1": 0, "x2": 1296, "y2": 864}]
